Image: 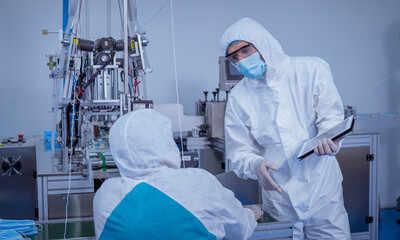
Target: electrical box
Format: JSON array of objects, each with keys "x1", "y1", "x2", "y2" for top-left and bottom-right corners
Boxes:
[{"x1": 0, "y1": 144, "x2": 38, "y2": 220}]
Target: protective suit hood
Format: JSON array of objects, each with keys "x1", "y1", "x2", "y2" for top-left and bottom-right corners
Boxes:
[
  {"x1": 109, "y1": 109, "x2": 180, "y2": 178},
  {"x1": 220, "y1": 18, "x2": 289, "y2": 78}
]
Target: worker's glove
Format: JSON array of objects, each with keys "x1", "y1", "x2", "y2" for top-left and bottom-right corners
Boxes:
[
  {"x1": 253, "y1": 159, "x2": 282, "y2": 193},
  {"x1": 314, "y1": 138, "x2": 341, "y2": 156},
  {"x1": 243, "y1": 204, "x2": 264, "y2": 221}
]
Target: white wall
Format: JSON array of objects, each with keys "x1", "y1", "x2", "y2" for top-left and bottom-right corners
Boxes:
[{"x1": 0, "y1": 0, "x2": 399, "y2": 208}]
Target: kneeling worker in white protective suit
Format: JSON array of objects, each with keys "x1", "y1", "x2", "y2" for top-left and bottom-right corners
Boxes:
[
  {"x1": 221, "y1": 18, "x2": 351, "y2": 239},
  {"x1": 93, "y1": 109, "x2": 257, "y2": 240}
]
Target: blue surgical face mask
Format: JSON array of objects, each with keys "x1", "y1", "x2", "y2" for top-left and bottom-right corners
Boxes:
[
  {"x1": 0, "y1": 219, "x2": 38, "y2": 238},
  {"x1": 0, "y1": 229, "x2": 24, "y2": 240},
  {"x1": 236, "y1": 52, "x2": 266, "y2": 79}
]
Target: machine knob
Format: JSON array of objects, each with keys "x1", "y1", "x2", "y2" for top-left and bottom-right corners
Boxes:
[
  {"x1": 215, "y1": 88, "x2": 220, "y2": 102},
  {"x1": 212, "y1": 91, "x2": 217, "y2": 101},
  {"x1": 203, "y1": 91, "x2": 208, "y2": 102}
]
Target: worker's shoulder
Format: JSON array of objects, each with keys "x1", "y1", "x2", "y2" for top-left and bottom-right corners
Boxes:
[
  {"x1": 98, "y1": 177, "x2": 120, "y2": 189},
  {"x1": 291, "y1": 56, "x2": 330, "y2": 69},
  {"x1": 94, "y1": 177, "x2": 121, "y2": 196},
  {"x1": 169, "y1": 168, "x2": 221, "y2": 190},
  {"x1": 159, "y1": 167, "x2": 218, "y2": 183},
  {"x1": 178, "y1": 168, "x2": 226, "y2": 194},
  {"x1": 182, "y1": 167, "x2": 218, "y2": 181},
  {"x1": 230, "y1": 78, "x2": 248, "y2": 93},
  {"x1": 228, "y1": 78, "x2": 253, "y2": 102},
  {"x1": 93, "y1": 177, "x2": 123, "y2": 209}
]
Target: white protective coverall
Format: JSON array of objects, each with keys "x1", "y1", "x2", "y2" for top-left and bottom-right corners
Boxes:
[
  {"x1": 221, "y1": 18, "x2": 351, "y2": 239},
  {"x1": 93, "y1": 109, "x2": 256, "y2": 240}
]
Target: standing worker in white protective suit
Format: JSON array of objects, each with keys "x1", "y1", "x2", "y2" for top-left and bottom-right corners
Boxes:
[
  {"x1": 93, "y1": 109, "x2": 257, "y2": 240},
  {"x1": 222, "y1": 18, "x2": 351, "y2": 239}
]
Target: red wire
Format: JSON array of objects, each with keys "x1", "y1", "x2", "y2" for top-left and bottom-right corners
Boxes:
[{"x1": 133, "y1": 78, "x2": 141, "y2": 95}]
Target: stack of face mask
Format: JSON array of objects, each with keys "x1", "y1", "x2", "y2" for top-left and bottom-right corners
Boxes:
[{"x1": 0, "y1": 219, "x2": 38, "y2": 239}]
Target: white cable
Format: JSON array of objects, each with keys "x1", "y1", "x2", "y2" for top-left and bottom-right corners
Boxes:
[
  {"x1": 143, "y1": 0, "x2": 169, "y2": 27},
  {"x1": 51, "y1": 78, "x2": 58, "y2": 151},
  {"x1": 346, "y1": 70, "x2": 400, "y2": 103},
  {"x1": 169, "y1": 0, "x2": 185, "y2": 167},
  {"x1": 63, "y1": 49, "x2": 76, "y2": 240},
  {"x1": 63, "y1": 48, "x2": 79, "y2": 240},
  {"x1": 64, "y1": 1, "x2": 83, "y2": 239},
  {"x1": 63, "y1": 131, "x2": 73, "y2": 240},
  {"x1": 63, "y1": 74, "x2": 74, "y2": 240}
]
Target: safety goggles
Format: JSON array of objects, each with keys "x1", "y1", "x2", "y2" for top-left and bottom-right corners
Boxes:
[{"x1": 225, "y1": 43, "x2": 258, "y2": 64}]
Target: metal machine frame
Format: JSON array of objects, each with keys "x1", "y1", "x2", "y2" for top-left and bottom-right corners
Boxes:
[
  {"x1": 46, "y1": 0, "x2": 152, "y2": 182},
  {"x1": 337, "y1": 132, "x2": 379, "y2": 240}
]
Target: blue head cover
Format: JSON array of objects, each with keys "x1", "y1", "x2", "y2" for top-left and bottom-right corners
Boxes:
[{"x1": 225, "y1": 40, "x2": 241, "y2": 56}]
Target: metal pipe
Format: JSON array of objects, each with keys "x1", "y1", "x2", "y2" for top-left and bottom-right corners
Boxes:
[
  {"x1": 91, "y1": 161, "x2": 117, "y2": 169},
  {"x1": 128, "y1": 95, "x2": 132, "y2": 112},
  {"x1": 85, "y1": 0, "x2": 90, "y2": 38},
  {"x1": 103, "y1": 70, "x2": 107, "y2": 99},
  {"x1": 120, "y1": 94, "x2": 123, "y2": 116},
  {"x1": 123, "y1": 0, "x2": 129, "y2": 95},
  {"x1": 107, "y1": 0, "x2": 111, "y2": 36},
  {"x1": 89, "y1": 156, "x2": 114, "y2": 161},
  {"x1": 87, "y1": 150, "x2": 93, "y2": 182},
  {"x1": 137, "y1": 33, "x2": 146, "y2": 71},
  {"x1": 91, "y1": 160, "x2": 116, "y2": 165}
]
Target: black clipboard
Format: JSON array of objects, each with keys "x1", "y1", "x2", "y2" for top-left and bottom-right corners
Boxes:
[{"x1": 297, "y1": 115, "x2": 355, "y2": 160}]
